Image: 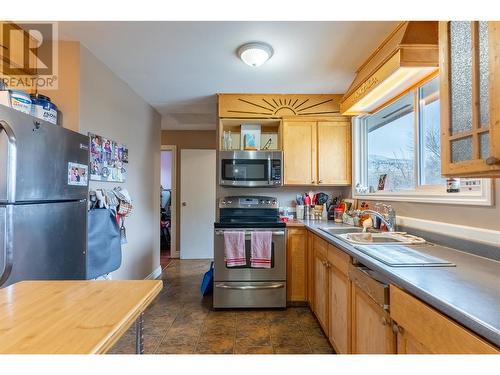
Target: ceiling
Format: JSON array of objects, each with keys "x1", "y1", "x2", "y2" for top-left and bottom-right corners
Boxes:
[{"x1": 59, "y1": 21, "x2": 399, "y2": 130}]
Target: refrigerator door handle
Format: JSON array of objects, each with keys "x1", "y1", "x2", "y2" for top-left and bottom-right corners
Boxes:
[
  {"x1": 0, "y1": 120, "x2": 17, "y2": 203},
  {"x1": 0, "y1": 205, "x2": 14, "y2": 286}
]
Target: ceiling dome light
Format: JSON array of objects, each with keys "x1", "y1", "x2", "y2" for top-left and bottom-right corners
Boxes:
[{"x1": 238, "y1": 42, "x2": 274, "y2": 67}]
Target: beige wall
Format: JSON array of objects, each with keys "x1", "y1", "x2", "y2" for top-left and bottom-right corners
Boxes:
[
  {"x1": 362, "y1": 180, "x2": 499, "y2": 231},
  {"x1": 161, "y1": 130, "x2": 216, "y2": 149},
  {"x1": 219, "y1": 186, "x2": 351, "y2": 209},
  {"x1": 79, "y1": 46, "x2": 161, "y2": 279},
  {"x1": 39, "y1": 41, "x2": 80, "y2": 132},
  {"x1": 39, "y1": 41, "x2": 162, "y2": 279},
  {"x1": 10, "y1": 39, "x2": 161, "y2": 279},
  {"x1": 161, "y1": 130, "x2": 216, "y2": 253}
]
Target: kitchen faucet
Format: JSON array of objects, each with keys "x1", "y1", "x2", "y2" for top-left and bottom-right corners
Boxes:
[{"x1": 360, "y1": 204, "x2": 396, "y2": 232}]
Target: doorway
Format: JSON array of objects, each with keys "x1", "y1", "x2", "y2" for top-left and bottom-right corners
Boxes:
[
  {"x1": 160, "y1": 146, "x2": 177, "y2": 268},
  {"x1": 180, "y1": 149, "x2": 216, "y2": 259}
]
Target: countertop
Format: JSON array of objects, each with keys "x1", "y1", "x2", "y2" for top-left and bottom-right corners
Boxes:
[
  {"x1": 0, "y1": 280, "x2": 163, "y2": 354},
  {"x1": 288, "y1": 219, "x2": 500, "y2": 347}
]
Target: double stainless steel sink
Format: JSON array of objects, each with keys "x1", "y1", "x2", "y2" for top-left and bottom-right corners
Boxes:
[
  {"x1": 319, "y1": 226, "x2": 363, "y2": 236},
  {"x1": 319, "y1": 226, "x2": 425, "y2": 245},
  {"x1": 318, "y1": 226, "x2": 454, "y2": 267}
]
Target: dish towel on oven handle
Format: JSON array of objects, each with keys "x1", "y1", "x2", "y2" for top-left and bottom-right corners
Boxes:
[
  {"x1": 250, "y1": 231, "x2": 272, "y2": 268},
  {"x1": 224, "y1": 231, "x2": 247, "y2": 267}
]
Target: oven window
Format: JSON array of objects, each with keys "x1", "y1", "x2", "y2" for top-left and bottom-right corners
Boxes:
[{"x1": 222, "y1": 160, "x2": 268, "y2": 181}]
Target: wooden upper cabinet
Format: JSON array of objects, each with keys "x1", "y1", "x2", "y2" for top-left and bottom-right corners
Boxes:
[
  {"x1": 283, "y1": 121, "x2": 317, "y2": 185},
  {"x1": 440, "y1": 21, "x2": 500, "y2": 176},
  {"x1": 283, "y1": 118, "x2": 352, "y2": 186},
  {"x1": 217, "y1": 94, "x2": 352, "y2": 185},
  {"x1": 317, "y1": 121, "x2": 351, "y2": 185},
  {"x1": 217, "y1": 94, "x2": 342, "y2": 118}
]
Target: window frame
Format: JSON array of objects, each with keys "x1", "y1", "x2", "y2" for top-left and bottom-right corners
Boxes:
[{"x1": 352, "y1": 76, "x2": 493, "y2": 206}]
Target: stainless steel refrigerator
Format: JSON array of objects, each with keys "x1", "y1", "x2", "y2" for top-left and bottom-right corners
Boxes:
[{"x1": 0, "y1": 105, "x2": 89, "y2": 287}]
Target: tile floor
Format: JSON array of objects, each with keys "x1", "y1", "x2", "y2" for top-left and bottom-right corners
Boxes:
[
  {"x1": 159, "y1": 249, "x2": 171, "y2": 269},
  {"x1": 109, "y1": 259, "x2": 334, "y2": 354}
]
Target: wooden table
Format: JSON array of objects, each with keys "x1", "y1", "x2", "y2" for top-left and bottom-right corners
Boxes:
[{"x1": 0, "y1": 280, "x2": 162, "y2": 354}]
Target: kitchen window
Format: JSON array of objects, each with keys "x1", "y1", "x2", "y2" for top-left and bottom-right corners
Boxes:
[{"x1": 353, "y1": 76, "x2": 492, "y2": 205}]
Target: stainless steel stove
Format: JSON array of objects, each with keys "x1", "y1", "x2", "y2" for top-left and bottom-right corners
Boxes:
[{"x1": 213, "y1": 196, "x2": 286, "y2": 308}]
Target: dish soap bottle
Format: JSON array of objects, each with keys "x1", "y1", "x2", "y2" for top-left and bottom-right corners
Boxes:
[{"x1": 321, "y1": 203, "x2": 328, "y2": 220}]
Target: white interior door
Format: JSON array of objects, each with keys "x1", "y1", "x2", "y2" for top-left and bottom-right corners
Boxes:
[{"x1": 180, "y1": 149, "x2": 216, "y2": 259}]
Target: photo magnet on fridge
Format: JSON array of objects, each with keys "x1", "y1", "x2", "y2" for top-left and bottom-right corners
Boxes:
[{"x1": 68, "y1": 162, "x2": 88, "y2": 186}]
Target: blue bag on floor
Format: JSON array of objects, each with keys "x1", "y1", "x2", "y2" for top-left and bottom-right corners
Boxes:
[{"x1": 200, "y1": 262, "x2": 214, "y2": 296}]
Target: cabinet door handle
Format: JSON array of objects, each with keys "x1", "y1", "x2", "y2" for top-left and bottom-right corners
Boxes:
[
  {"x1": 311, "y1": 180, "x2": 315, "y2": 184},
  {"x1": 381, "y1": 317, "x2": 389, "y2": 326},
  {"x1": 318, "y1": 180, "x2": 323, "y2": 184},
  {"x1": 486, "y1": 156, "x2": 500, "y2": 166},
  {"x1": 392, "y1": 322, "x2": 404, "y2": 334}
]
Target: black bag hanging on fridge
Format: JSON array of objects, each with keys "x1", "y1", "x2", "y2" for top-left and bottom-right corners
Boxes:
[{"x1": 86, "y1": 207, "x2": 122, "y2": 279}]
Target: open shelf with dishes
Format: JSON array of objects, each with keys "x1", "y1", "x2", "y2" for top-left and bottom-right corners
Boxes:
[{"x1": 218, "y1": 118, "x2": 282, "y2": 151}]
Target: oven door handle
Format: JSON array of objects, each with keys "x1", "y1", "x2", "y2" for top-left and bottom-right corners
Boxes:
[
  {"x1": 215, "y1": 282, "x2": 285, "y2": 290},
  {"x1": 215, "y1": 230, "x2": 285, "y2": 236}
]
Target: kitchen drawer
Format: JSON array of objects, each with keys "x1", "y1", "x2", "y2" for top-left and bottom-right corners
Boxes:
[
  {"x1": 213, "y1": 281, "x2": 286, "y2": 309},
  {"x1": 390, "y1": 285, "x2": 499, "y2": 354},
  {"x1": 348, "y1": 264, "x2": 389, "y2": 309},
  {"x1": 327, "y1": 244, "x2": 351, "y2": 275}
]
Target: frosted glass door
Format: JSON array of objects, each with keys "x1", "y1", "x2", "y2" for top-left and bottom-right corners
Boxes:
[{"x1": 440, "y1": 21, "x2": 500, "y2": 175}]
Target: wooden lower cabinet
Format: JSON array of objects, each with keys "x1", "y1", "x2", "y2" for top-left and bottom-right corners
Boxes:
[
  {"x1": 396, "y1": 330, "x2": 433, "y2": 354},
  {"x1": 390, "y1": 285, "x2": 500, "y2": 354},
  {"x1": 327, "y1": 245, "x2": 351, "y2": 353},
  {"x1": 306, "y1": 230, "x2": 314, "y2": 306},
  {"x1": 351, "y1": 281, "x2": 396, "y2": 354},
  {"x1": 312, "y1": 236, "x2": 329, "y2": 333},
  {"x1": 305, "y1": 233, "x2": 499, "y2": 354},
  {"x1": 286, "y1": 228, "x2": 308, "y2": 303},
  {"x1": 309, "y1": 234, "x2": 352, "y2": 354}
]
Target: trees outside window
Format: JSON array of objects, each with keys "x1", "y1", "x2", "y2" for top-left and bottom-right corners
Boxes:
[{"x1": 363, "y1": 76, "x2": 443, "y2": 193}]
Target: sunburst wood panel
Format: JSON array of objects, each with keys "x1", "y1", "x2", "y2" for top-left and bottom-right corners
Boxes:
[{"x1": 218, "y1": 94, "x2": 343, "y2": 118}]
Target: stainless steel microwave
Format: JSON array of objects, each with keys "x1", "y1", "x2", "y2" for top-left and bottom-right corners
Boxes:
[{"x1": 219, "y1": 151, "x2": 283, "y2": 187}]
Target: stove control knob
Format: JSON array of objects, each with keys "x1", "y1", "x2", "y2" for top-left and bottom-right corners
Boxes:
[
  {"x1": 227, "y1": 200, "x2": 232, "y2": 204},
  {"x1": 272, "y1": 200, "x2": 276, "y2": 205},
  {"x1": 221, "y1": 200, "x2": 226, "y2": 205},
  {"x1": 266, "y1": 200, "x2": 271, "y2": 204},
  {"x1": 259, "y1": 199, "x2": 264, "y2": 204}
]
